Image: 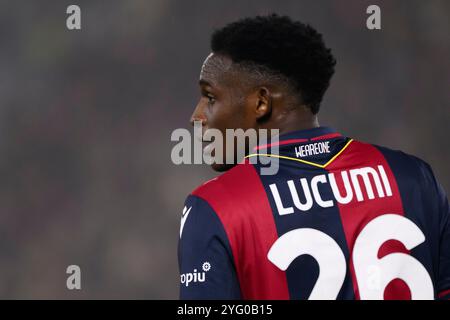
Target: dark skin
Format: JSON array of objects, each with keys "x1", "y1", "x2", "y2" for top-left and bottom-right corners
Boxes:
[{"x1": 190, "y1": 53, "x2": 319, "y2": 171}]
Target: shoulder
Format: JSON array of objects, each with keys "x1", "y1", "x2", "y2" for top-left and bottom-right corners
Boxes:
[
  {"x1": 180, "y1": 164, "x2": 256, "y2": 241},
  {"x1": 348, "y1": 139, "x2": 443, "y2": 196},
  {"x1": 185, "y1": 161, "x2": 267, "y2": 234},
  {"x1": 190, "y1": 161, "x2": 259, "y2": 205},
  {"x1": 350, "y1": 139, "x2": 428, "y2": 168},
  {"x1": 369, "y1": 142, "x2": 434, "y2": 181}
]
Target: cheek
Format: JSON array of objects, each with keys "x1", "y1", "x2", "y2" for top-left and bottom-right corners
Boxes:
[
  {"x1": 207, "y1": 101, "x2": 233, "y2": 128},
  {"x1": 230, "y1": 100, "x2": 254, "y2": 129},
  {"x1": 226, "y1": 96, "x2": 252, "y2": 126},
  {"x1": 219, "y1": 107, "x2": 246, "y2": 130},
  {"x1": 207, "y1": 95, "x2": 251, "y2": 130}
]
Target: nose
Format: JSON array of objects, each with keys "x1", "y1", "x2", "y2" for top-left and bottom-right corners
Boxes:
[{"x1": 190, "y1": 102, "x2": 207, "y2": 127}]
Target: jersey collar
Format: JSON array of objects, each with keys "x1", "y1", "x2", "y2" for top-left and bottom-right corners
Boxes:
[{"x1": 255, "y1": 126, "x2": 342, "y2": 151}]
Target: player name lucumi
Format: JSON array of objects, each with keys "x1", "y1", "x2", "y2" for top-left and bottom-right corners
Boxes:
[
  {"x1": 270, "y1": 165, "x2": 393, "y2": 214},
  {"x1": 177, "y1": 304, "x2": 211, "y2": 318}
]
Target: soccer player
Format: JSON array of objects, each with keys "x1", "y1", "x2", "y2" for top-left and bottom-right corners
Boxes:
[{"x1": 177, "y1": 14, "x2": 449, "y2": 300}]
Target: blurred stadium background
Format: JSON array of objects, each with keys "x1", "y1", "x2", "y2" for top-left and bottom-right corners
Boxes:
[{"x1": 0, "y1": 0, "x2": 448, "y2": 298}]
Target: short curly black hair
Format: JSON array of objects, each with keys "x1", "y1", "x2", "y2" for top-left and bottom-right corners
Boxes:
[{"x1": 211, "y1": 14, "x2": 336, "y2": 114}]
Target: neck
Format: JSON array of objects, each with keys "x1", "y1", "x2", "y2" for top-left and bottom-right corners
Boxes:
[
  {"x1": 274, "y1": 105, "x2": 320, "y2": 136},
  {"x1": 278, "y1": 117, "x2": 320, "y2": 135}
]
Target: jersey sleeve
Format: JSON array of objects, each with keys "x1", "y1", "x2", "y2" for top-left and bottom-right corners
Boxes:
[
  {"x1": 435, "y1": 178, "x2": 450, "y2": 300},
  {"x1": 178, "y1": 194, "x2": 241, "y2": 299},
  {"x1": 420, "y1": 161, "x2": 450, "y2": 300},
  {"x1": 437, "y1": 184, "x2": 450, "y2": 300}
]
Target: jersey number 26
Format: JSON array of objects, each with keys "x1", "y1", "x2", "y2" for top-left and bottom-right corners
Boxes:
[{"x1": 268, "y1": 214, "x2": 434, "y2": 299}]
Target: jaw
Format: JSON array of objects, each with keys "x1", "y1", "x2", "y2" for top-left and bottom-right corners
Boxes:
[{"x1": 211, "y1": 162, "x2": 236, "y2": 172}]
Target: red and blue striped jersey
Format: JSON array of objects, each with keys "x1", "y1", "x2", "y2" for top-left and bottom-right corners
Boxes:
[{"x1": 178, "y1": 127, "x2": 450, "y2": 300}]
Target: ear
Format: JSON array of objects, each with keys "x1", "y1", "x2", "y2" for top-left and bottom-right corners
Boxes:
[{"x1": 254, "y1": 87, "x2": 272, "y2": 120}]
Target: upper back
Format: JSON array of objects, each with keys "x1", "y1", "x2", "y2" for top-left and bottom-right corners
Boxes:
[{"x1": 189, "y1": 127, "x2": 448, "y2": 299}]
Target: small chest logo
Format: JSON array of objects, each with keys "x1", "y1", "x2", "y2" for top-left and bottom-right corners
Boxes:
[{"x1": 180, "y1": 262, "x2": 211, "y2": 287}]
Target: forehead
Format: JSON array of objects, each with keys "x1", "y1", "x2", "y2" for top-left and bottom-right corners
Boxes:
[{"x1": 199, "y1": 53, "x2": 233, "y2": 85}]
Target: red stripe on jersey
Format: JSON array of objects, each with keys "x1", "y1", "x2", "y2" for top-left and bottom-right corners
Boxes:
[
  {"x1": 310, "y1": 132, "x2": 342, "y2": 141},
  {"x1": 192, "y1": 161, "x2": 290, "y2": 299},
  {"x1": 438, "y1": 289, "x2": 450, "y2": 299},
  {"x1": 326, "y1": 141, "x2": 409, "y2": 300}
]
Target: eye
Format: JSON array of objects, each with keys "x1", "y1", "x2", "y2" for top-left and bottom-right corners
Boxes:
[
  {"x1": 200, "y1": 87, "x2": 216, "y2": 107},
  {"x1": 206, "y1": 94, "x2": 216, "y2": 105}
]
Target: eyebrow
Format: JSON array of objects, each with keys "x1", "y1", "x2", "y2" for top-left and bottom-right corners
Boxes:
[{"x1": 199, "y1": 79, "x2": 213, "y2": 87}]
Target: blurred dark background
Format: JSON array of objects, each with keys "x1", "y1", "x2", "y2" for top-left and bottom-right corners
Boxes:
[{"x1": 0, "y1": 0, "x2": 448, "y2": 298}]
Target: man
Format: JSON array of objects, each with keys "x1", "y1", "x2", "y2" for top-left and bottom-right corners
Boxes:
[{"x1": 178, "y1": 14, "x2": 449, "y2": 300}]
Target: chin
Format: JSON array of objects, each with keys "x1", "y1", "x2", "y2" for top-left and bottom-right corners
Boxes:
[{"x1": 211, "y1": 163, "x2": 236, "y2": 172}]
